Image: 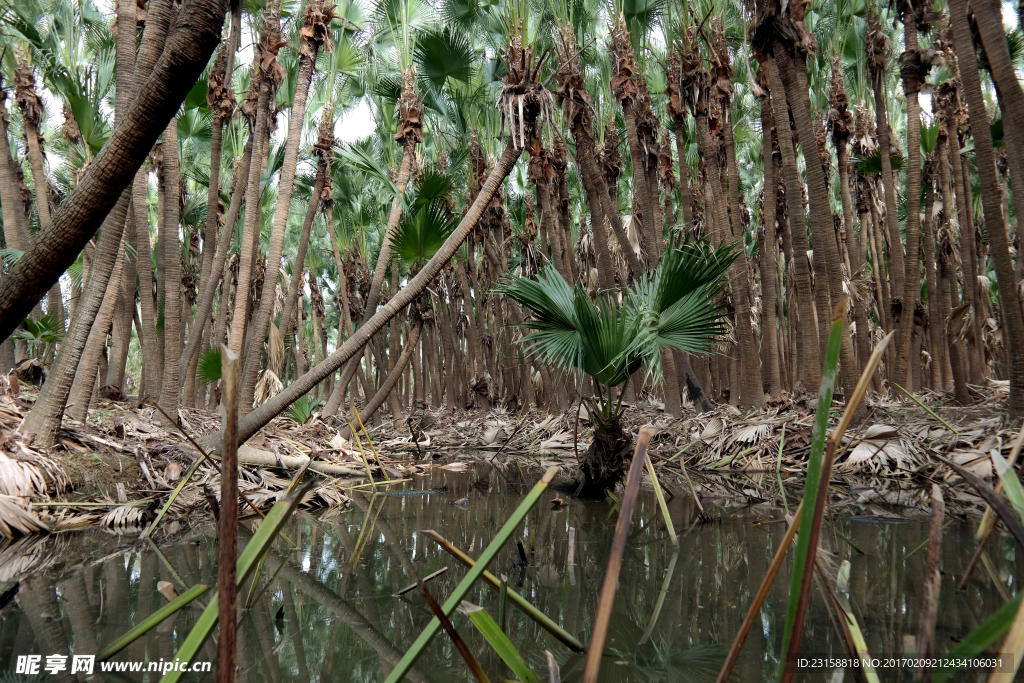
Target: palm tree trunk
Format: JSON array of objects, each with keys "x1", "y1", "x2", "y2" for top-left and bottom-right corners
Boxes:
[
  {"x1": 672, "y1": 115, "x2": 694, "y2": 231},
  {"x1": 892, "y1": 20, "x2": 925, "y2": 389},
  {"x1": 212, "y1": 140, "x2": 527, "y2": 448},
  {"x1": 0, "y1": 0, "x2": 225, "y2": 343},
  {"x1": 279, "y1": 165, "x2": 328, "y2": 344},
  {"x1": 0, "y1": 86, "x2": 29, "y2": 252},
  {"x1": 179, "y1": 131, "x2": 254, "y2": 376},
  {"x1": 240, "y1": 20, "x2": 323, "y2": 413},
  {"x1": 20, "y1": 195, "x2": 130, "y2": 444},
  {"x1": 868, "y1": 20, "x2": 906, "y2": 314},
  {"x1": 760, "y1": 99, "x2": 782, "y2": 396},
  {"x1": 764, "y1": 55, "x2": 821, "y2": 388},
  {"x1": 949, "y1": 0, "x2": 1024, "y2": 414},
  {"x1": 67, "y1": 234, "x2": 126, "y2": 421},
  {"x1": 722, "y1": 94, "x2": 764, "y2": 407},
  {"x1": 227, "y1": 78, "x2": 272, "y2": 356},
  {"x1": 775, "y1": 45, "x2": 858, "y2": 400},
  {"x1": 157, "y1": 116, "x2": 182, "y2": 418}
]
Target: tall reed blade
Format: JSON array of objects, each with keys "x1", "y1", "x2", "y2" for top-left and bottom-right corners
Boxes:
[
  {"x1": 582, "y1": 427, "x2": 653, "y2": 683},
  {"x1": 384, "y1": 466, "x2": 559, "y2": 683},
  {"x1": 422, "y1": 530, "x2": 585, "y2": 652},
  {"x1": 779, "y1": 299, "x2": 846, "y2": 682},
  {"x1": 419, "y1": 583, "x2": 491, "y2": 683},
  {"x1": 459, "y1": 602, "x2": 541, "y2": 683},
  {"x1": 715, "y1": 501, "x2": 802, "y2": 683}
]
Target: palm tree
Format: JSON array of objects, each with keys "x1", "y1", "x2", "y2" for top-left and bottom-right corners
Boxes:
[{"x1": 495, "y1": 240, "x2": 736, "y2": 494}]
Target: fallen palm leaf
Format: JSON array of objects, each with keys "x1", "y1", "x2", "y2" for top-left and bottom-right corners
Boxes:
[
  {"x1": 101, "y1": 505, "x2": 147, "y2": 532},
  {"x1": 0, "y1": 494, "x2": 48, "y2": 538}
]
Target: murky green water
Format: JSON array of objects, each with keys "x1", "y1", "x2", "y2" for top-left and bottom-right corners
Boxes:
[{"x1": 0, "y1": 464, "x2": 1020, "y2": 682}]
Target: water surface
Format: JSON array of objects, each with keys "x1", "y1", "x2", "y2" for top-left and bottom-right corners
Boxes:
[{"x1": 0, "y1": 463, "x2": 1019, "y2": 682}]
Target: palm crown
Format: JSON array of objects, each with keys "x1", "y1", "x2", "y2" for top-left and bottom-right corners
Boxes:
[{"x1": 495, "y1": 239, "x2": 737, "y2": 421}]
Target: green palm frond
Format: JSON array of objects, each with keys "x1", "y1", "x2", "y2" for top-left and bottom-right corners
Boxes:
[
  {"x1": 414, "y1": 27, "x2": 475, "y2": 89},
  {"x1": 494, "y1": 267, "x2": 581, "y2": 374},
  {"x1": 391, "y1": 202, "x2": 454, "y2": 269},
  {"x1": 197, "y1": 347, "x2": 222, "y2": 386},
  {"x1": 575, "y1": 289, "x2": 642, "y2": 388}
]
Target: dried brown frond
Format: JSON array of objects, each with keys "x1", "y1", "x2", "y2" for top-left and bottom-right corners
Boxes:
[{"x1": 0, "y1": 495, "x2": 48, "y2": 538}]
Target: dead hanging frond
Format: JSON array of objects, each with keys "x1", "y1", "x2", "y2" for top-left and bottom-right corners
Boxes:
[
  {"x1": 497, "y1": 22, "x2": 553, "y2": 150},
  {"x1": 946, "y1": 303, "x2": 975, "y2": 343},
  {"x1": 395, "y1": 67, "x2": 424, "y2": 147},
  {"x1": 254, "y1": 369, "x2": 284, "y2": 407},
  {"x1": 267, "y1": 322, "x2": 285, "y2": 377},
  {"x1": 299, "y1": 0, "x2": 336, "y2": 59}
]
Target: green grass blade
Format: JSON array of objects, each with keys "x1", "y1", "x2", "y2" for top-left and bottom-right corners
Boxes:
[
  {"x1": 779, "y1": 303, "x2": 844, "y2": 679},
  {"x1": 159, "y1": 483, "x2": 310, "y2": 683},
  {"x1": 98, "y1": 585, "x2": 209, "y2": 661},
  {"x1": 932, "y1": 593, "x2": 1023, "y2": 683},
  {"x1": 459, "y1": 602, "x2": 541, "y2": 683},
  {"x1": 383, "y1": 466, "x2": 559, "y2": 683},
  {"x1": 834, "y1": 562, "x2": 880, "y2": 683},
  {"x1": 993, "y1": 453, "x2": 1024, "y2": 519}
]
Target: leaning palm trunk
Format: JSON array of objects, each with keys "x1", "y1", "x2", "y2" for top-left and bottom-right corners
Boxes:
[
  {"x1": 324, "y1": 69, "x2": 421, "y2": 417},
  {"x1": 0, "y1": 0, "x2": 226, "y2": 343},
  {"x1": 948, "y1": 0, "x2": 1024, "y2": 415},
  {"x1": 18, "y1": 0, "x2": 176, "y2": 444},
  {"x1": 240, "y1": 0, "x2": 333, "y2": 413},
  {"x1": 207, "y1": 141, "x2": 527, "y2": 449},
  {"x1": 204, "y1": 34, "x2": 546, "y2": 449}
]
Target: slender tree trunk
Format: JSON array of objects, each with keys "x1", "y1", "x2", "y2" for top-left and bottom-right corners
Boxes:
[
  {"x1": 179, "y1": 132, "x2": 254, "y2": 376},
  {"x1": 764, "y1": 56, "x2": 820, "y2": 387},
  {"x1": 240, "y1": 29, "x2": 320, "y2": 413},
  {"x1": 722, "y1": 94, "x2": 764, "y2": 407},
  {"x1": 672, "y1": 115, "x2": 694, "y2": 231},
  {"x1": 157, "y1": 116, "x2": 182, "y2": 419},
  {"x1": 227, "y1": 81, "x2": 271, "y2": 356},
  {"x1": 949, "y1": 0, "x2": 1024, "y2": 414},
  {"x1": 892, "y1": 20, "x2": 925, "y2": 389},
  {"x1": 279, "y1": 165, "x2": 327, "y2": 345},
  {"x1": 760, "y1": 99, "x2": 782, "y2": 396}
]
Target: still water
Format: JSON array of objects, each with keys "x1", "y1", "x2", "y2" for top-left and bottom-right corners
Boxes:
[{"x1": 0, "y1": 463, "x2": 1020, "y2": 682}]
